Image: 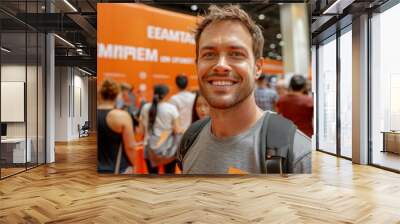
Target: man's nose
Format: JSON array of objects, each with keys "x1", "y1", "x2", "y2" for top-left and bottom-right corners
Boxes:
[{"x1": 212, "y1": 56, "x2": 231, "y2": 74}]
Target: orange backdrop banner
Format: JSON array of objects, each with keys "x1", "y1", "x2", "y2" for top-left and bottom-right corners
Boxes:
[
  {"x1": 97, "y1": 3, "x2": 199, "y2": 101},
  {"x1": 262, "y1": 58, "x2": 284, "y2": 75}
]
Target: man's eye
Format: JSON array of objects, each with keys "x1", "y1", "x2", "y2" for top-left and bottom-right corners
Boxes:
[
  {"x1": 229, "y1": 51, "x2": 245, "y2": 57},
  {"x1": 202, "y1": 52, "x2": 215, "y2": 58}
]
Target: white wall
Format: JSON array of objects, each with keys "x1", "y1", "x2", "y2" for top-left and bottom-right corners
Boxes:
[
  {"x1": 55, "y1": 67, "x2": 89, "y2": 141},
  {"x1": 1, "y1": 65, "x2": 39, "y2": 138}
]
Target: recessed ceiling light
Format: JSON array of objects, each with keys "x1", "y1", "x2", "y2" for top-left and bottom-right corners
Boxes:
[
  {"x1": 258, "y1": 14, "x2": 265, "y2": 20},
  {"x1": 270, "y1": 44, "x2": 276, "y2": 49},
  {"x1": 279, "y1": 41, "x2": 284, "y2": 46},
  {"x1": 190, "y1": 5, "x2": 198, "y2": 11},
  {"x1": 276, "y1": 33, "x2": 282, "y2": 39}
]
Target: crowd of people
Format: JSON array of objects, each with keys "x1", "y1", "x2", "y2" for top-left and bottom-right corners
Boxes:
[
  {"x1": 254, "y1": 74, "x2": 314, "y2": 138},
  {"x1": 97, "y1": 75, "x2": 210, "y2": 174},
  {"x1": 98, "y1": 4, "x2": 312, "y2": 175}
]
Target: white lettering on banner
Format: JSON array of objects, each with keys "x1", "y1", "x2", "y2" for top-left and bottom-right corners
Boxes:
[
  {"x1": 97, "y1": 43, "x2": 158, "y2": 62},
  {"x1": 160, "y1": 56, "x2": 171, "y2": 63},
  {"x1": 171, "y1": 56, "x2": 194, "y2": 64},
  {"x1": 147, "y1": 25, "x2": 195, "y2": 44}
]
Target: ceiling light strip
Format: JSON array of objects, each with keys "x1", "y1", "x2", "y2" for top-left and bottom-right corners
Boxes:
[
  {"x1": 63, "y1": 0, "x2": 78, "y2": 12},
  {"x1": 1, "y1": 47, "x2": 11, "y2": 53},
  {"x1": 78, "y1": 67, "x2": 93, "y2": 76},
  {"x1": 54, "y1": 34, "x2": 75, "y2": 48}
]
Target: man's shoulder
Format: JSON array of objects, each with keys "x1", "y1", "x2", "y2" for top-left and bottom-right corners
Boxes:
[
  {"x1": 266, "y1": 88, "x2": 278, "y2": 96},
  {"x1": 169, "y1": 94, "x2": 179, "y2": 102},
  {"x1": 140, "y1": 103, "x2": 151, "y2": 113},
  {"x1": 180, "y1": 91, "x2": 195, "y2": 100},
  {"x1": 256, "y1": 88, "x2": 277, "y2": 95},
  {"x1": 160, "y1": 102, "x2": 178, "y2": 110},
  {"x1": 182, "y1": 118, "x2": 210, "y2": 143},
  {"x1": 171, "y1": 91, "x2": 193, "y2": 102}
]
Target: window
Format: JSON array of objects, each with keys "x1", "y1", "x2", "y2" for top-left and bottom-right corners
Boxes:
[
  {"x1": 317, "y1": 36, "x2": 337, "y2": 154},
  {"x1": 339, "y1": 28, "x2": 352, "y2": 158},
  {"x1": 370, "y1": 3, "x2": 400, "y2": 171}
]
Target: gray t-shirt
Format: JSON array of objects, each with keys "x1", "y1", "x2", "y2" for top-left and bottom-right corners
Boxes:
[{"x1": 182, "y1": 113, "x2": 311, "y2": 174}]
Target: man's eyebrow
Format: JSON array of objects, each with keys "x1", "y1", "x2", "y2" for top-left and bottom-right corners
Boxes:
[
  {"x1": 228, "y1": 45, "x2": 248, "y2": 51},
  {"x1": 199, "y1": 46, "x2": 215, "y2": 51},
  {"x1": 199, "y1": 45, "x2": 248, "y2": 51}
]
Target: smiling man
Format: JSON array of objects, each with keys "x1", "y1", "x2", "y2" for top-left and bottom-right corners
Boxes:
[{"x1": 178, "y1": 5, "x2": 311, "y2": 174}]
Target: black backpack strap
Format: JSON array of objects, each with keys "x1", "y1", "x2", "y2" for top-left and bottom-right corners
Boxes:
[
  {"x1": 259, "y1": 112, "x2": 297, "y2": 174},
  {"x1": 177, "y1": 117, "x2": 211, "y2": 171}
]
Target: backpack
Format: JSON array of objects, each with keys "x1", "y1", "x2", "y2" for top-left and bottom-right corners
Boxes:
[{"x1": 177, "y1": 111, "x2": 312, "y2": 174}]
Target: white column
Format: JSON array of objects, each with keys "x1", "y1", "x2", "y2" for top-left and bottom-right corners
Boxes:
[
  {"x1": 46, "y1": 33, "x2": 55, "y2": 163},
  {"x1": 311, "y1": 45, "x2": 317, "y2": 150},
  {"x1": 352, "y1": 14, "x2": 369, "y2": 164},
  {"x1": 279, "y1": 3, "x2": 310, "y2": 76}
]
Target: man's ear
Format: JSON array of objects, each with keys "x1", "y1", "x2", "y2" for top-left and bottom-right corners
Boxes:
[{"x1": 255, "y1": 57, "x2": 264, "y2": 79}]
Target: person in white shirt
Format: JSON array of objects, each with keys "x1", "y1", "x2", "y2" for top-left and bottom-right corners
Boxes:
[
  {"x1": 140, "y1": 84, "x2": 181, "y2": 174},
  {"x1": 169, "y1": 75, "x2": 196, "y2": 131}
]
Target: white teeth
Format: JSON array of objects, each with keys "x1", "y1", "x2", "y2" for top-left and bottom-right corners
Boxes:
[{"x1": 211, "y1": 80, "x2": 234, "y2": 86}]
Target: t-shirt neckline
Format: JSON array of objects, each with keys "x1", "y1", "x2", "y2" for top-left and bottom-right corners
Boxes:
[{"x1": 206, "y1": 112, "x2": 266, "y2": 144}]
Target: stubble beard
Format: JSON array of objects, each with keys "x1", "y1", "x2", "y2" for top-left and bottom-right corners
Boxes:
[{"x1": 199, "y1": 73, "x2": 255, "y2": 110}]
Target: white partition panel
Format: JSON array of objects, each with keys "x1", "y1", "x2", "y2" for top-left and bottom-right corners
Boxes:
[{"x1": 1, "y1": 82, "x2": 25, "y2": 122}]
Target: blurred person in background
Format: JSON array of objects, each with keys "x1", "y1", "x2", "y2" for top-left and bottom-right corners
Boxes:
[
  {"x1": 191, "y1": 91, "x2": 210, "y2": 123},
  {"x1": 170, "y1": 74, "x2": 196, "y2": 132},
  {"x1": 116, "y1": 83, "x2": 137, "y2": 116},
  {"x1": 116, "y1": 83, "x2": 141, "y2": 136},
  {"x1": 97, "y1": 79, "x2": 137, "y2": 174},
  {"x1": 303, "y1": 79, "x2": 312, "y2": 96},
  {"x1": 275, "y1": 78, "x2": 288, "y2": 97},
  {"x1": 140, "y1": 84, "x2": 182, "y2": 174},
  {"x1": 276, "y1": 75, "x2": 313, "y2": 137},
  {"x1": 254, "y1": 74, "x2": 278, "y2": 111}
]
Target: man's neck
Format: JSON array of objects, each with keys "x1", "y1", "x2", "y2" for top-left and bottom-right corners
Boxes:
[
  {"x1": 98, "y1": 101, "x2": 114, "y2": 109},
  {"x1": 210, "y1": 94, "x2": 263, "y2": 138},
  {"x1": 289, "y1": 90, "x2": 304, "y2": 96}
]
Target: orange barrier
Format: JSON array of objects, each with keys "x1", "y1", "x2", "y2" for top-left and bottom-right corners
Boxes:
[
  {"x1": 228, "y1": 167, "x2": 248, "y2": 174},
  {"x1": 175, "y1": 165, "x2": 181, "y2": 174},
  {"x1": 134, "y1": 146, "x2": 148, "y2": 174}
]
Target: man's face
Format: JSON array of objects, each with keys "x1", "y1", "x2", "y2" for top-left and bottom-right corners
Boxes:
[{"x1": 197, "y1": 20, "x2": 263, "y2": 109}]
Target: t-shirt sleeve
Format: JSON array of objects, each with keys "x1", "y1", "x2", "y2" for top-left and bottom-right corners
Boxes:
[
  {"x1": 169, "y1": 104, "x2": 180, "y2": 119},
  {"x1": 169, "y1": 95, "x2": 178, "y2": 108}
]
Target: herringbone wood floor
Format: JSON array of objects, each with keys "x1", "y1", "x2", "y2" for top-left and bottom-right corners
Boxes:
[{"x1": 1, "y1": 136, "x2": 400, "y2": 223}]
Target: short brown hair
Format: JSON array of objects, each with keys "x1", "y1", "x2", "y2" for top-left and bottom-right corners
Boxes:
[
  {"x1": 100, "y1": 79, "x2": 120, "y2": 101},
  {"x1": 195, "y1": 5, "x2": 264, "y2": 61}
]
